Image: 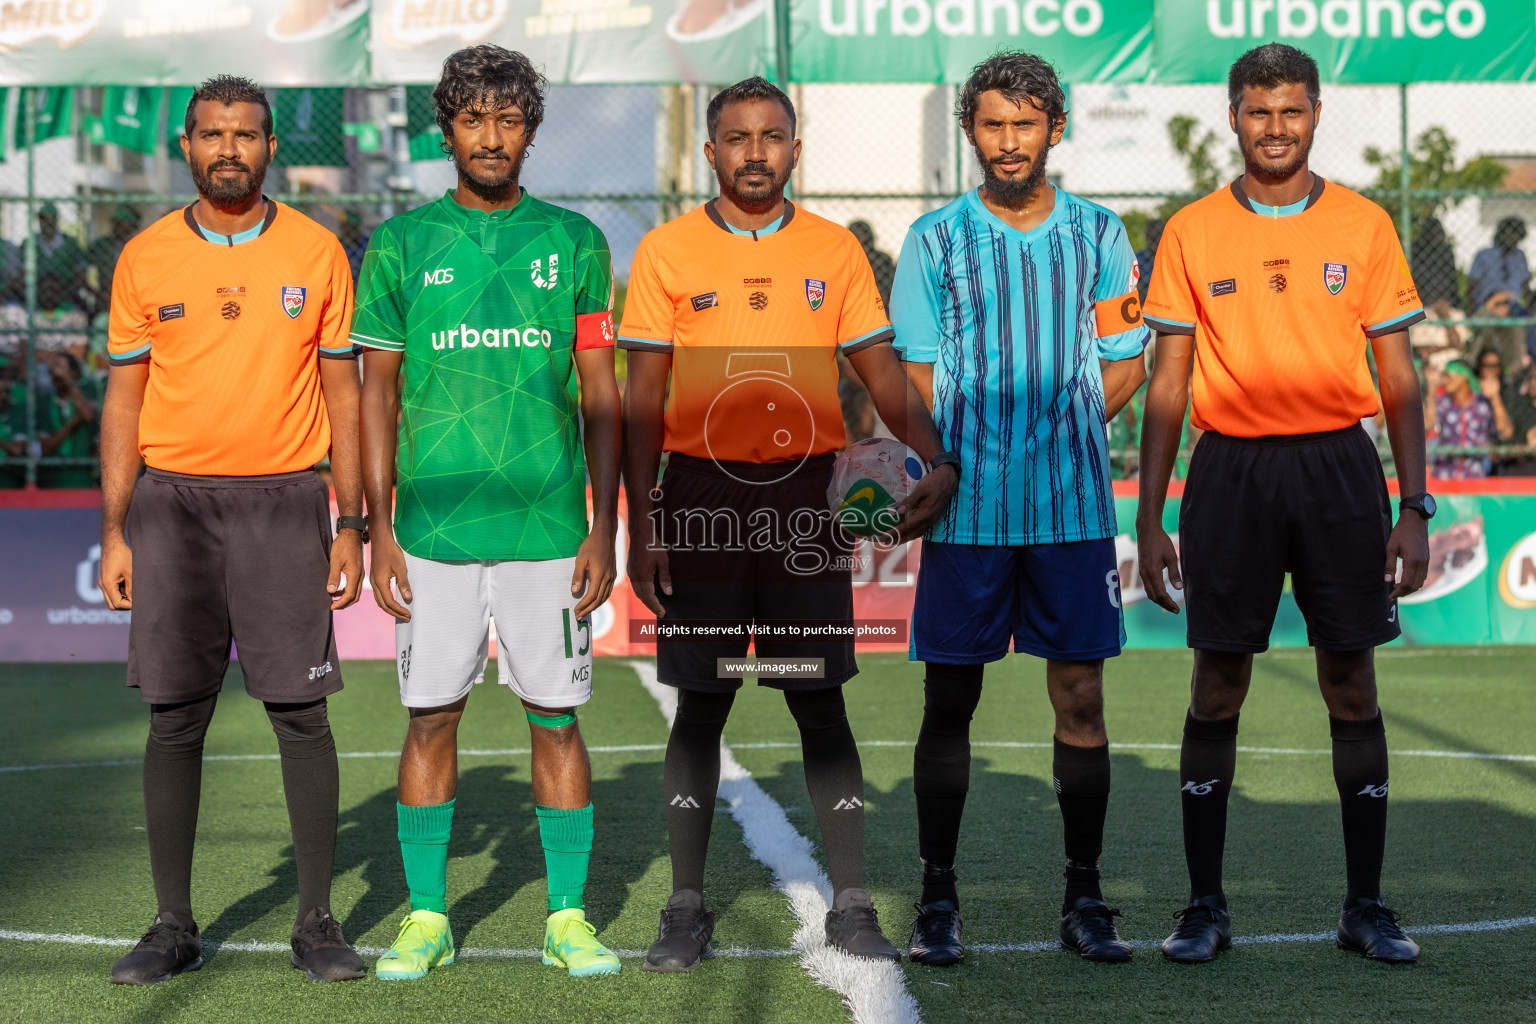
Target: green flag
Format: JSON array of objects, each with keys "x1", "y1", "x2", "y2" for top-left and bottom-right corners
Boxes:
[
  {"x1": 166, "y1": 87, "x2": 195, "y2": 157},
  {"x1": 406, "y1": 87, "x2": 444, "y2": 162},
  {"x1": 273, "y1": 88, "x2": 347, "y2": 167},
  {"x1": 16, "y1": 88, "x2": 74, "y2": 150},
  {"x1": 92, "y1": 88, "x2": 165, "y2": 156}
]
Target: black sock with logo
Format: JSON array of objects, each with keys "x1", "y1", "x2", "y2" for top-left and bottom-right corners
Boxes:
[
  {"x1": 663, "y1": 688, "x2": 736, "y2": 897},
  {"x1": 1180, "y1": 711, "x2": 1240, "y2": 905},
  {"x1": 785, "y1": 686, "x2": 865, "y2": 899},
  {"x1": 1331, "y1": 712, "x2": 1390, "y2": 906}
]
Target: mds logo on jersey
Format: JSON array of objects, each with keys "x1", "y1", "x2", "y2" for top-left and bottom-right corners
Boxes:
[
  {"x1": 281, "y1": 286, "x2": 306, "y2": 319},
  {"x1": 1324, "y1": 263, "x2": 1348, "y2": 295}
]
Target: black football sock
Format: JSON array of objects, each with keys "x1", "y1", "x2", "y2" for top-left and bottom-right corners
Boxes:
[
  {"x1": 144, "y1": 695, "x2": 218, "y2": 921},
  {"x1": 913, "y1": 662, "x2": 985, "y2": 904},
  {"x1": 1180, "y1": 711, "x2": 1239, "y2": 906},
  {"x1": 1330, "y1": 711, "x2": 1390, "y2": 906},
  {"x1": 785, "y1": 686, "x2": 866, "y2": 898},
  {"x1": 663, "y1": 688, "x2": 735, "y2": 896},
  {"x1": 266, "y1": 700, "x2": 339, "y2": 925},
  {"x1": 1053, "y1": 738, "x2": 1111, "y2": 910}
]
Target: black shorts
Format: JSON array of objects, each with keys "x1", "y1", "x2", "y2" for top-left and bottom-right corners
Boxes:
[
  {"x1": 1180, "y1": 425, "x2": 1399, "y2": 654},
  {"x1": 125, "y1": 468, "x2": 343, "y2": 704},
  {"x1": 654, "y1": 452, "x2": 856, "y2": 693}
]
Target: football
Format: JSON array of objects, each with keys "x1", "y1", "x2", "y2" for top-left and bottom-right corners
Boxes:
[{"x1": 826, "y1": 437, "x2": 928, "y2": 538}]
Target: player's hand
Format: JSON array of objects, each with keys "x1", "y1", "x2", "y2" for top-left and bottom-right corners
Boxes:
[
  {"x1": 1138, "y1": 524, "x2": 1183, "y2": 614},
  {"x1": 628, "y1": 536, "x2": 673, "y2": 618},
  {"x1": 1386, "y1": 514, "x2": 1430, "y2": 600},
  {"x1": 894, "y1": 463, "x2": 958, "y2": 543},
  {"x1": 98, "y1": 535, "x2": 133, "y2": 610},
  {"x1": 328, "y1": 528, "x2": 365, "y2": 610},
  {"x1": 571, "y1": 527, "x2": 617, "y2": 620},
  {"x1": 369, "y1": 534, "x2": 413, "y2": 621}
]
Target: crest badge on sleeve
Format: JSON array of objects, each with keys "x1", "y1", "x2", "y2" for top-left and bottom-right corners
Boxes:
[
  {"x1": 281, "y1": 286, "x2": 306, "y2": 319},
  {"x1": 805, "y1": 278, "x2": 826, "y2": 311},
  {"x1": 1323, "y1": 263, "x2": 1347, "y2": 296}
]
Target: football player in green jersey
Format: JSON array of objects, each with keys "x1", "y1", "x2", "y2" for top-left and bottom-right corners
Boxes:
[{"x1": 356, "y1": 45, "x2": 623, "y2": 980}]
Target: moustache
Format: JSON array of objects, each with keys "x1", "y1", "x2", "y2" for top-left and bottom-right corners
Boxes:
[
  {"x1": 470, "y1": 151, "x2": 509, "y2": 161},
  {"x1": 207, "y1": 160, "x2": 251, "y2": 174},
  {"x1": 734, "y1": 163, "x2": 774, "y2": 179},
  {"x1": 989, "y1": 153, "x2": 1030, "y2": 167},
  {"x1": 1256, "y1": 137, "x2": 1300, "y2": 147}
]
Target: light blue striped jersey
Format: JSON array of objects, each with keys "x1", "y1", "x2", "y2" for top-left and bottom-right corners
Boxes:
[{"x1": 891, "y1": 187, "x2": 1150, "y2": 546}]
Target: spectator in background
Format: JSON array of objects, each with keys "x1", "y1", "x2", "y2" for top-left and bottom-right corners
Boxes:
[
  {"x1": 336, "y1": 209, "x2": 370, "y2": 285},
  {"x1": 1410, "y1": 215, "x2": 1459, "y2": 310},
  {"x1": 35, "y1": 352, "x2": 99, "y2": 488},
  {"x1": 1474, "y1": 346, "x2": 1516, "y2": 448},
  {"x1": 1135, "y1": 218, "x2": 1165, "y2": 303},
  {"x1": 34, "y1": 202, "x2": 86, "y2": 309},
  {"x1": 86, "y1": 204, "x2": 141, "y2": 311},
  {"x1": 1410, "y1": 292, "x2": 1469, "y2": 368},
  {"x1": 1472, "y1": 290, "x2": 1528, "y2": 371},
  {"x1": 1429, "y1": 359, "x2": 1495, "y2": 479},
  {"x1": 1469, "y1": 217, "x2": 1530, "y2": 310},
  {"x1": 1502, "y1": 360, "x2": 1536, "y2": 475},
  {"x1": 0, "y1": 236, "x2": 20, "y2": 302},
  {"x1": 848, "y1": 220, "x2": 895, "y2": 308},
  {"x1": 0, "y1": 353, "x2": 22, "y2": 487}
]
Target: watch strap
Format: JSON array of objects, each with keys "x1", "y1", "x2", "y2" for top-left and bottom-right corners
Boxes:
[
  {"x1": 930, "y1": 450, "x2": 962, "y2": 476},
  {"x1": 336, "y1": 515, "x2": 369, "y2": 541}
]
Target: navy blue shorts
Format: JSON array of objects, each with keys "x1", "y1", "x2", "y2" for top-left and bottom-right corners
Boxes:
[{"x1": 911, "y1": 539, "x2": 1127, "y2": 664}]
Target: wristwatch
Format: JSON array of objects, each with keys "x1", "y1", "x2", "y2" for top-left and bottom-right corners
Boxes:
[
  {"x1": 930, "y1": 451, "x2": 962, "y2": 477},
  {"x1": 1398, "y1": 493, "x2": 1436, "y2": 521},
  {"x1": 336, "y1": 515, "x2": 370, "y2": 542}
]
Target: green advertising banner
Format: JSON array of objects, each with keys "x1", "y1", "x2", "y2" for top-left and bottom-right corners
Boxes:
[
  {"x1": 1114, "y1": 493, "x2": 1536, "y2": 648},
  {"x1": 1153, "y1": 0, "x2": 1536, "y2": 82},
  {"x1": 790, "y1": 0, "x2": 1152, "y2": 82},
  {"x1": 370, "y1": 0, "x2": 768, "y2": 84},
  {"x1": 406, "y1": 86, "x2": 445, "y2": 162},
  {"x1": 273, "y1": 88, "x2": 348, "y2": 167},
  {"x1": 0, "y1": 1, "x2": 368, "y2": 86},
  {"x1": 88, "y1": 87, "x2": 166, "y2": 156},
  {"x1": 14, "y1": 87, "x2": 73, "y2": 150}
]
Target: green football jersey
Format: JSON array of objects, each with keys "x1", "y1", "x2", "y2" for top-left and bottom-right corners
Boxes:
[{"x1": 351, "y1": 190, "x2": 615, "y2": 561}]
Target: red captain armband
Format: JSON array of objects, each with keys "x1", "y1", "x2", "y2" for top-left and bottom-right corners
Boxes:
[
  {"x1": 575, "y1": 311, "x2": 616, "y2": 350},
  {"x1": 1093, "y1": 291, "x2": 1143, "y2": 336}
]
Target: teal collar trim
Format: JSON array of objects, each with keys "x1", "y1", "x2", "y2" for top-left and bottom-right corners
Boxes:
[
  {"x1": 1248, "y1": 193, "x2": 1310, "y2": 218},
  {"x1": 726, "y1": 214, "x2": 783, "y2": 237},
  {"x1": 704, "y1": 199, "x2": 796, "y2": 239},
  {"x1": 1230, "y1": 175, "x2": 1326, "y2": 218},
  {"x1": 183, "y1": 199, "x2": 277, "y2": 245}
]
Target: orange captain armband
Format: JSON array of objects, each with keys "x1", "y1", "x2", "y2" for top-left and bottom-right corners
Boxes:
[
  {"x1": 1094, "y1": 291, "x2": 1143, "y2": 336},
  {"x1": 575, "y1": 311, "x2": 616, "y2": 350}
]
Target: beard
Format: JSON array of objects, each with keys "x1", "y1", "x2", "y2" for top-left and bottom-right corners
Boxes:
[
  {"x1": 453, "y1": 147, "x2": 525, "y2": 201},
  {"x1": 976, "y1": 144, "x2": 1051, "y2": 206},
  {"x1": 191, "y1": 154, "x2": 268, "y2": 206},
  {"x1": 718, "y1": 161, "x2": 787, "y2": 208},
  {"x1": 1240, "y1": 131, "x2": 1313, "y2": 182}
]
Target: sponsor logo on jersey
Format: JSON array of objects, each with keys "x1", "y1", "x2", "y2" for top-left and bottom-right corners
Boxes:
[
  {"x1": 691, "y1": 292, "x2": 719, "y2": 311},
  {"x1": 749, "y1": 291, "x2": 769, "y2": 311},
  {"x1": 424, "y1": 267, "x2": 454, "y2": 286},
  {"x1": 743, "y1": 277, "x2": 772, "y2": 287},
  {"x1": 281, "y1": 286, "x2": 306, "y2": 319},
  {"x1": 1324, "y1": 262, "x2": 1348, "y2": 295},
  {"x1": 1269, "y1": 273, "x2": 1287, "y2": 293},
  {"x1": 158, "y1": 303, "x2": 184, "y2": 322},
  {"x1": 1208, "y1": 278, "x2": 1237, "y2": 297},
  {"x1": 430, "y1": 323, "x2": 555, "y2": 350},
  {"x1": 531, "y1": 254, "x2": 559, "y2": 290},
  {"x1": 221, "y1": 301, "x2": 241, "y2": 320},
  {"x1": 805, "y1": 278, "x2": 826, "y2": 311}
]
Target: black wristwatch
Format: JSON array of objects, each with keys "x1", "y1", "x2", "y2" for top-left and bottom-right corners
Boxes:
[
  {"x1": 336, "y1": 515, "x2": 370, "y2": 542},
  {"x1": 1398, "y1": 493, "x2": 1436, "y2": 521},
  {"x1": 930, "y1": 450, "x2": 962, "y2": 477}
]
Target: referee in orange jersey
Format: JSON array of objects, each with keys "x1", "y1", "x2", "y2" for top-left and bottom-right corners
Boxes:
[
  {"x1": 98, "y1": 77, "x2": 366, "y2": 985},
  {"x1": 1138, "y1": 45, "x2": 1431, "y2": 966}
]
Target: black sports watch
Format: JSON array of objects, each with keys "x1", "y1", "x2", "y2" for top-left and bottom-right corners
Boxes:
[
  {"x1": 930, "y1": 450, "x2": 962, "y2": 477},
  {"x1": 1398, "y1": 493, "x2": 1436, "y2": 521},
  {"x1": 336, "y1": 515, "x2": 370, "y2": 542}
]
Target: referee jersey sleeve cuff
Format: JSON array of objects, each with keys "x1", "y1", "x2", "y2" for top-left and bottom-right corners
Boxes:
[
  {"x1": 618, "y1": 335, "x2": 674, "y2": 353},
  {"x1": 108, "y1": 344, "x2": 151, "y2": 366},
  {"x1": 350, "y1": 333, "x2": 404, "y2": 352},
  {"x1": 1364, "y1": 308, "x2": 1426, "y2": 337},
  {"x1": 319, "y1": 345, "x2": 359, "y2": 360},
  {"x1": 841, "y1": 327, "x2": 895, "y2": 354},
  {"x1": 1143, "y1": 315, "x2": 1196, "y2": 336}
]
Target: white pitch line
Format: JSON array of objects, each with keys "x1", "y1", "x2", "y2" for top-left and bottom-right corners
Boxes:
[
  {"x1": 9, "y1": 738, "x2": 1535, "y2": 775},
  {"x1": 629, "y1": 660, "x2": 922, "y2": 1024}
]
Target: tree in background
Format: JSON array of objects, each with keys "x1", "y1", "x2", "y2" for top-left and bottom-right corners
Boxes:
[{"x1": 1363, "y1": 127, "x2": 1506, "y2": 224}]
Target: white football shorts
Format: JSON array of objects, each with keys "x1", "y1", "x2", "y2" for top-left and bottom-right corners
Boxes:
[{"x1": 394, "y1": 553, "x2": 595, "y2": 710}]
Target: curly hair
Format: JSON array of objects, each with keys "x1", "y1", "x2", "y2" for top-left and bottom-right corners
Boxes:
[
  {"x1": 1228, "y1": 43, "x2": 1320, "y2": 108},
  {"x1": 956, "y1": 51, "x2": 1066, "y2": 130},
  {"x1": 184, "y1": 74, "x2": 272, "y2": 138},
  {"x1": 434, "y1": 44, "x2": 547, "y2": 154},
  {"x1": 706, "y1": 77, "x2": 796, "y2": 141}
]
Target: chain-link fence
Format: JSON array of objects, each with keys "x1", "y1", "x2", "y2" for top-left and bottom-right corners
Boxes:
[{"x1": 3, "y1": 82, "x2": 1534, "y2": 487}]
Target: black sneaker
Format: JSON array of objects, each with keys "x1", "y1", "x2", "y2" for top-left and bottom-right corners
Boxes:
[
  {"x1": 825, "y1": 889, "x2": 901, "y2": 962},
  {"x1": 290, "y1": 907, "x2": 365, "y2": 982},
  {"x1": 908, "y1": 899, "x2": 963, "y2": 966},
  {"x1": 1060, "y1": 897, "x2": 1132, "y2": 963},
  {"x1": 644, "y1": 891, "x2": 716, "y2": 973},
  {"x1": 1161, "y1": 896, "x2": 1231, "y2": 964},
  {"x1": 1337, "y1": 898, "x2": 1420, "y2": 964},
  {"x1": 110, "y1": 913, "x2": 203, "y2": 985}
]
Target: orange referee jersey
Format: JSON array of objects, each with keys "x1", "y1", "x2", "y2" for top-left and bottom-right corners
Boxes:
[
  {"x1": 1144, "y1": 178, "x2": 1423, "y2": 438},
  {"x1": 108, "y1": 201, "x2": 355, "y2": 476},
  {"x1": 617, "y1": 201, "x2": 892, "y2": 463}
]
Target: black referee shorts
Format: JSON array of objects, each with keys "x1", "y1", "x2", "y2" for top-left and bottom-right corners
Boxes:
[
  {"x1": 654, "y1": 452, "x2": 856, "y2": 693},
  {"x1": 125, "y1": 468, "x2": 343, "y2": 704},
  {"x1": 1179, "y1": 425, "x2": 1399, "y2": 654}
]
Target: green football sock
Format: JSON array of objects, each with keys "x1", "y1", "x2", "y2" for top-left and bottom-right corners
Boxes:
[
  {"x1": 536, "y1": 803, "x2": 593, "y2": 913},
  {"x1": 397, "y1": 799, "x2": 454, "y2": 914}
]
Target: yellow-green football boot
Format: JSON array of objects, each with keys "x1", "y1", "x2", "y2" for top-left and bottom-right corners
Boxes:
[
  {"x1": 542, "y1": 908, "x2": 621, "y2": 977},
  {"x1": 376, "y1": 910, "x2": 455, "y2": 981}
]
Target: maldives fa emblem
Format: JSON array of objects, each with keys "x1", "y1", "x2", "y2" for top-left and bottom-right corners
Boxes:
[
  {"x1": 281, "y1": 286, "x2": 306, "y2": 319},
  {"x1": 805, "y1": 278, "x2": 826, "y2": 311},
  {"x1": 1323, "y1": 263, "x2": 1348, "y2": 296}
]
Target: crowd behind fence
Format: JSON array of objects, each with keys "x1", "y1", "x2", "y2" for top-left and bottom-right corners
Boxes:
[{"x1": 2, "y1": 82, "x2": 1534, "y2": 489}]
